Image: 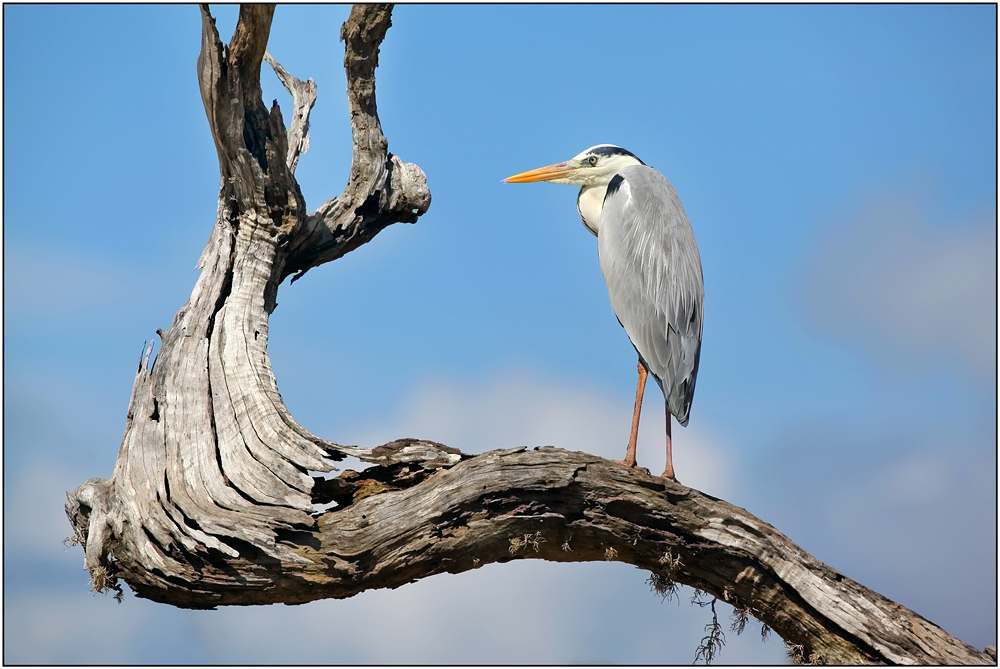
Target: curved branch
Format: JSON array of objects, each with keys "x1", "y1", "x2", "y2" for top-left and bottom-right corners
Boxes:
[
  {"x1": 285, "y1": 4, "x2": 431, "y2": 282},
  {"x1": 66, "y1": 0, "x2": 429, "y2": 598},
  {"x1": 64, "y1": 5, "x2": 990, "y2": 666},
  {"x1": 229, "y1": 5, "x2": 274, "y2": 90},
  {"x1": 100, "y1": 444, "x2": 992, "y2": 665}
]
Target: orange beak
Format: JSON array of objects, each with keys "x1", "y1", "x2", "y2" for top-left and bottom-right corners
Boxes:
[{"x1": 502, "y1": 160, "x2": 577, "y2": 183}]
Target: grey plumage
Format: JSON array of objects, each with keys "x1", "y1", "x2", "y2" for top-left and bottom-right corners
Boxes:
[
  {"x1": 503, "y1": 143, "x2": 704, "y2": 478},
  {"x1": 597, "y1": 165, "x2": 703, "y2": 425}
]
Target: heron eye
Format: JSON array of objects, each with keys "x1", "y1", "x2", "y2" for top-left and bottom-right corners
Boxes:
[{"x1": 588, "y1": 156, "x2": 598, "y2": 166}]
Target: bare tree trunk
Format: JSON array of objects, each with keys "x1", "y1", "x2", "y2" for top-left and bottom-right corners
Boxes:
[{"x1": 65, "y1": 5, "x2": 992, "y2": 665}]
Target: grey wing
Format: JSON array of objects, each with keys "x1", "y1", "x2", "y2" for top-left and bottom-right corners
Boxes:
[{"x1": 597, "y1": 165, "x2": 704, "y2": 425}]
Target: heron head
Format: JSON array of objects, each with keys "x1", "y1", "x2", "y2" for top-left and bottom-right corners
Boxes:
[{"x1": 503, "y1": 144, "x2": 645, "y2": 187}]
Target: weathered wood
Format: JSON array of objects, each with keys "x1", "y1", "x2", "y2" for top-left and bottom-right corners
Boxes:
[
  {"x1": 65, "y1": 4, "x2": 992, "y2": 665},
  {"x1": 283, "y1": 4, "x2": 430, "y2": 283},
  {"x1": 264, "y1": 51, "x2": 316, "y2": 174}
]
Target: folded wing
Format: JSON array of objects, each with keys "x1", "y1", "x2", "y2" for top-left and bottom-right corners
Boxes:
[{"x1": 597, "y1": 165, "x2": 704, "y2": 425}]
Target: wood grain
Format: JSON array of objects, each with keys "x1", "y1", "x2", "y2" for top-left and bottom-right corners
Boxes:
[{"x1": 65, "y1": 5, "x2": 991, "y2": 664}]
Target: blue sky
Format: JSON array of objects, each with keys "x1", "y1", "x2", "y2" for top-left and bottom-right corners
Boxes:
[{"x1": 4, "y1": 4, "x2": 996, "y2": 663}]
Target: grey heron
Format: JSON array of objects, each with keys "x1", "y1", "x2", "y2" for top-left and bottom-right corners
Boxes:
[{"x1": 503, "y1": 145, "x2": 703, "y2": 481}]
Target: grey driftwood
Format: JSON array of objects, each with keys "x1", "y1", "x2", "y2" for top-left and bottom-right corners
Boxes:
[{"x1": 65, "y1": 5, "x2": 993, "y2": 665}]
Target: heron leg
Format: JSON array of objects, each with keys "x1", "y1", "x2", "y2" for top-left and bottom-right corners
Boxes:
[
  {"x1": 617, "y1": 359, "x2": 648, "y2": 468},
  {"x1": 661, "y1": 405, "x2": 676, "y2": 480}
]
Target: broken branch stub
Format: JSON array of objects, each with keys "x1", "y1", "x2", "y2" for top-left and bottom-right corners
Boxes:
[
  {"x1": 64, "y1": 4, "x2": 991, "y2": 665},
  {"x1": 264, "y1": 50, "x2": 316, "y2": 174}
]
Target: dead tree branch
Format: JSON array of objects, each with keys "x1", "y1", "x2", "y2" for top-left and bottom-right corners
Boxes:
[
  {"x1": 65, "y1": 4, "x2": 991, "y2": 665},
  {"x1": 264, "y1": 51, "x2": 316, "y2": 174}
]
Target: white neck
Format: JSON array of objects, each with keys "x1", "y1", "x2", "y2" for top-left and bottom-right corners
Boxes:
[{"x1": 576, "y1": 184, "x2": 607, "y2": 236}]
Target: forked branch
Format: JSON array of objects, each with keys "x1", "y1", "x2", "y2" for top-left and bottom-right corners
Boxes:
[{"x1": 65, "y1": 5, "x2": 991, "y2": 665}]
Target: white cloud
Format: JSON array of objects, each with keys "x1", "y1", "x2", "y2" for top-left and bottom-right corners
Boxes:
[
  {"x1": 341, "y1": 366, "x2": 733, "y2": 497},
  {"x1": 5, "y1": 459, "x2": 90, "y2": 556},
  {"x1": 4, "y1": 591, "x2": 146, "y2": 664},
  {"x1": 3, "y1": 243, "x2": 128, "y2": 317},
  {"x1": 185, "y1": 558, "x2": 786, "y2": 664},
  {"x1": 799, "y1": 192, "x2": 996, "y2": 377},
  {"x1": 884, "y1": 451, "x2": 954, "y2": 506},
  {"x1": 6, "y1": 367, "x2": 787, "y2": 664},
  {"x1": 822, "y1": 442, "x2": 996, "y2": 646}
]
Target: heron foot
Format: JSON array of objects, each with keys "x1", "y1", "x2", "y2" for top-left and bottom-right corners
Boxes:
[{"x1": 614, "y1": 459, "x2": 650, "y2": 475}]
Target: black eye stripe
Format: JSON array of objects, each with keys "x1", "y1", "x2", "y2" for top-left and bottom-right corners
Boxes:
[{"x1": 587, "y1": 145, "x2": 646, "y2": 165}]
